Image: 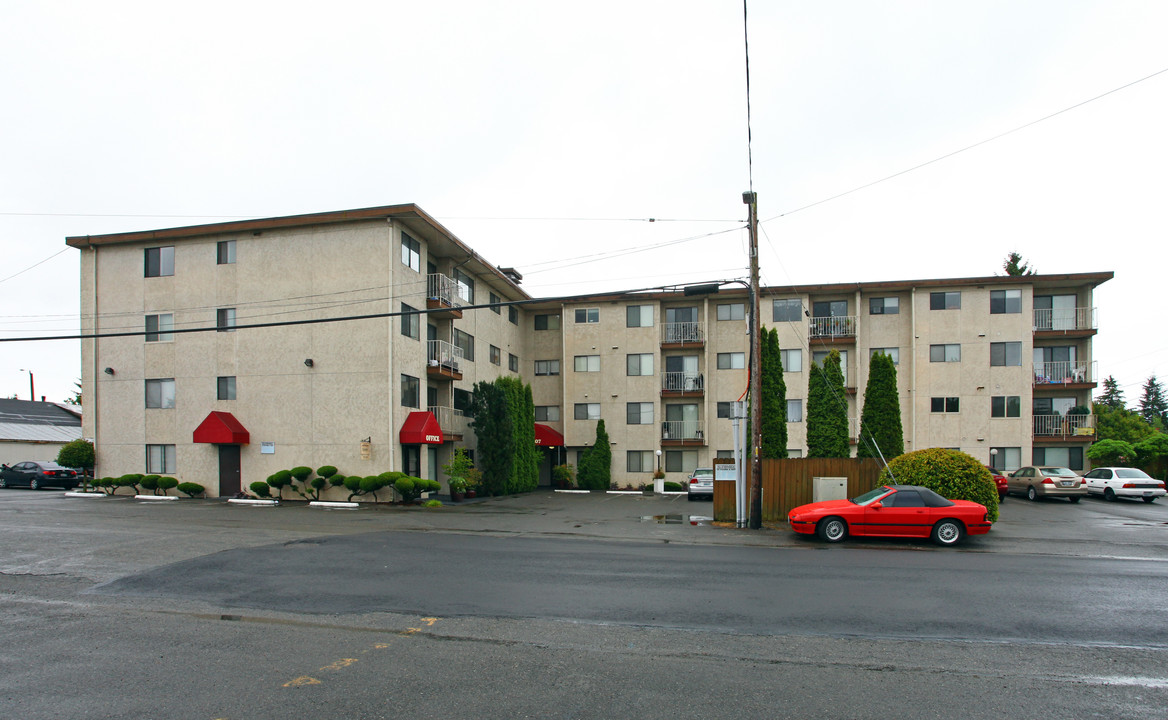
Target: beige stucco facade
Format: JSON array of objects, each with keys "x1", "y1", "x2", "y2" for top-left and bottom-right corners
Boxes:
[{"x1": 68, "y1": 204, "x2": 1110, "y2": 496}]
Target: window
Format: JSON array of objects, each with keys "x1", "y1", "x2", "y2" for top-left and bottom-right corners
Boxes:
[
  {"x1": 217, "y1": 376, "x2": 236, "y2": 401},
  {"x1": 401, "y1": 232, "x2": 420, "y2": 272},
  {"x1": 990, "y1": 447, "x2": 1021, "y2": 472},
  {"x1": 717, "y1": 352, "x2": 745, "y2": 369},
  {"x1": 781, "y1": 349, "x2": 802, "y2": 372},
  {"x1": 145, "y1": 314, "x2": 174, "y2": 343},
  {"x1": 509, "y1": 353, "x2": 519, "y2": 372},
  {"x1": 489, "y1": 292, "x2": 501, "y2": 314},
  {"x1": 869, "y1": 348, "x2": 899, "y2": 364},
  {"x1": 509, "y1": 306, "x2": 519, "y2": 325},
  {"x1": 626, "y1": 402, "x2": 654, "y2": 425},
  {"x1": 216, "y1": 308, "x2": 236, "y2": 332},
  {"x1": 401, "y1": 303, "x2": 419, "y2": 340},
  {"x1": 535, "y1": 406, "x2": 561, "y2": 422},
  {"x1": 990, "y1": 342, "x2": 1022, "y2": 367},
  {"x1": 869, "y1": 297, "x2": 899, "y2": 315},
  {"x1": 717, "y1": 303, "x2": 745, "y2": 321},
  {"x1": 535, "y1": 359, "x2": 561, "y2": 376},
  {"x1": 217, "y1": 240, "x2": 236, "y2": 265},
  {"x1": 575, "y1": 308, "x2": 599, "y2": 324},
  {"x1": 626, "y1": 305, "x2": 654, "y2": 327},
  {"x1": 991, "y1": 396, "x2": 1021, "y2": 417},
  {"x1": 717, "y1": 402, "x2": 733, "y2": 419},
  {"x1": 626, "y1": 353, "x2": 654, "y2": 376},
  {"x1": 534, "y1": 314, "x2": 560, "y2": 331},
  {"x1": 453, "y1": 267, "x2": 474, "y2": 303},
  {"x1": 787, "y1": 399, "x2": 803, "y2": 422},
  {"x1": 627, "y1": 451, "x2": 654, "y2": 473},
  {"x1": 773, "y1": 299, "x2": 802, "y2": 322},
  {"x1": 930, "y1": 291, "x2": 961, "y2": 310},
  {"x1": 990, "y1": 289, "x2": 1022, "y2": 314},
  {"x1": 574, "y1": 403, "x2": 601, "y2": 420},
  {"x1": 146, "y1": 444, "x2": 176, "y2": 474},
  {"x1": 144, "y1": 246, "x2": 174, "y2": 277},
  {"x1": 931, "y1": 397, "x2": 960, "y2": 413},
  {"x1": 665, "y1": 449, "x2": 698, "y2": 473},
  {"x1": 1032, "y1": 446, "x2": 1084, "y2": 471},
  {"x1": 490, "y1": 345, "x2": 501, "y2": 365},
  {"x1": 401, "y1": 374, "x2": 420, "y2": 408},
  {"x1": 145, "y1": 379, "x2": 176, "y2": 409},
  {"x1": 929, "y1": 344, "x2": 961, "y2": 362},
  {"x1": 574, "y1": 355, "x2": 600, "y2": 372},
  {"x1": 453, "y1": 328, "x2": 474, "y2": 361},
  {"x1": 716, "y1": 450, "x2": 734, "y2": 460},
  {"x1": 453, "y1": 388, "x2": 473, "y2": 414}
]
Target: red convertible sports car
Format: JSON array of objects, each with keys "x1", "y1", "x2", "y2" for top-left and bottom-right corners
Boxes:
[{"x1": 788, "y1": 484, "x2": 992, "y2": 546}]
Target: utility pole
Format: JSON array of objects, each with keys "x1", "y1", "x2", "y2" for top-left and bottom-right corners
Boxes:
[{"x1": 743, "y1": 191, "x2": 762, "y2": 529}]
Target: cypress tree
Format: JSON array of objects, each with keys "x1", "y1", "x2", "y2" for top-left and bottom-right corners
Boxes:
[
  {"x1": 857, "y1": 351, "x2": 904, "y2": 461},
  {"x1": 469, "y1": 380, "x2": 513, "y2": 496},
  {"x1": 760, "y1": 326, "x2": 787, "y2": 458},
  {"x1": 578, "y1": 419, "x2": 612, "y2": 490},
  {"x1": 806, "y1": 349, "x2": 850, "y2": 458}
]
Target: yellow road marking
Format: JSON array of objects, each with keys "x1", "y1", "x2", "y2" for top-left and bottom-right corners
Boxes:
[
  {"x1": 283, "y1": 676, "x2": 321, "y2": 687},
  {"x1": 320, "y1": 658, "x2": 358, "y2": 671},
  {"x1": 420, "y1": 617, "x2": 438, "y2": 626}
]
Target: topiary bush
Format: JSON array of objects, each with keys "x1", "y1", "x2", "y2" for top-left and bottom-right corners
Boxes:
[
  {"x1": 267, "y1": 470, "x2": 293, "y2": 500},
  {"x1": 116, "y1": 474, "x2": 143, "y2": 495},
  {"x1": 158, "y1": 477, "x2": 179, "y2": 494},
  {"x1": 177, "y1": 482, "x2": 205, "y2": 498},
  {"x1": 94, "y1": 477, "x2": 117, "y2": 495},
  {"x1": 663, "y1": 481, "x2": 684, "y2": 492},
  {"x1": 140, "y1": 475, "x2": 161, "y2": 494},
  {"x1": 880, "y1": 448, "x2": 999, "y2": 522},
  {"x1": 343, "y1": 475, "x2": 364, "y2": 501},
  {"x1": 360, "y1": 475, "x2": 389, "y2": 502},
  {"x1": 249, "y1": 481, "x2": 272, "y2": 498}
]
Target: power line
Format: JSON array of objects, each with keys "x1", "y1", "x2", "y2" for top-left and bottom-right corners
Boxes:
[{"x1": 0, "y1": 248, "x2": 70, "y2": 284}]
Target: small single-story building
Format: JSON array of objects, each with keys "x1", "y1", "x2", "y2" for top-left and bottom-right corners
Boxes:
[{"x1": 0, "y1": 398, "x2": 83, "y2": 466}]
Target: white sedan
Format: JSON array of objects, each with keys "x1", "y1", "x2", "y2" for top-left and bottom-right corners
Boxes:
[{"x1": 1082, "y1": 467, "x2": 1165, "y2": 503}]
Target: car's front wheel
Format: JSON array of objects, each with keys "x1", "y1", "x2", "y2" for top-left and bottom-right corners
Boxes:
[
  {"x1": 816, "y1": 517, "x2": 847, "y2": 543},
  {"x1": 1027, "y1": 486, "x2": 1038, "y2": 501},
  {"x1": 932, "y1": 519, "x2": 965, "y2": 546}
]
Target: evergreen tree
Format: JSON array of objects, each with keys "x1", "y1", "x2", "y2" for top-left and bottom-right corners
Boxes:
[
  {"x1": 1094, "y1": 403, "x2": 1156, "y2": 445},
  {"x1": 806, "y1": 349, "x2": 850, "y2": 458},
  {"x1": 472, "y1": 376, "x2": 539, "y2": 494},
  {"x1": 857, "y1": 352, "x2": 904, "y2": 461},
  {"x1": 1096, "y1": 375, "x2": 1126, "y2": 410},
  {"x1": 577, "y1": 419, "x2": 612, "y2": 490},
  {"x1": 760, "y1": 327, "x2": 787, "y2": 458},
  {"x1": 1002, "y1": 252, "x2": 1035, "y2": 276},
  {"x1": 1138, "y1": 375, "x2": 1167, "y2": 429}
]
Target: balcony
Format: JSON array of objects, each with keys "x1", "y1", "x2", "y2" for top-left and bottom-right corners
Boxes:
[
  {"x1": 661, "y1": 322, "x2": 704, "y2": 348},
  {"x1": 427, "y1": 339, "x2": 465, "y2": 381},
  {"x1": 809, "y1": 315, "x2": 856, "y2": 344},
  {"x1": 661, "y1": 420, "x2": 705, "y2": 446},
  {"x1": 426, "y1": 273, "x2": 464, "y2": 319},
  {"x1": 661, "y1": 372, "x2": 704, "y2": 397},
  {"x1": 1033, "y1": 307, "x2": 1097, "y2": 337},
  {"x1": 1034, "y1": 361, "x2": 1096, "y2": 388},
  {"x1": 1033, "y1": 414, "x2": 1095, "y2": 442},
  {"x1": 429, "y1": 405, "x2": 469, "y2": 441}
]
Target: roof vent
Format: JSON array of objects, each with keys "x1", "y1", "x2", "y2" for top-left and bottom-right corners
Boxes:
[{"x1": 498, "y1": 266, "x2": 523, "y2": 284}]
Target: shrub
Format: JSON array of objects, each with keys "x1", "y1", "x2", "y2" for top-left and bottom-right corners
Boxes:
[
  {"x1": 343, "y1": 475, "x2": 364, "y2": 501},
  {"x1": 424, "y1": 499, "x2": 444, "y2": 507},
  {"x1": 158, "y1": 477, "x2": 179, "y2": 494},
  {"x1": 140, "y1": 475, "x2": 161, "y2": 494},
  {"x1": 1087, "y1": 439, "x2": 1137, "y2": 467},
  {"x1": 393, "y1": 476, "x2": 417, "y2": 503},
  {"x1": 360, "y1": 475, "x2": 388, "y2": 502},
  {"x1": 249, "y1": 481, "x2": 272, "y2": 498},
  {"x1": 663, "y1": 481, "x2": 684, "y2": 492},
  {"x1": 880, "y1": 448, "x2": 999, "y2": 522},
  {"x1": 177, "y1": 482, "x2": 205, "y2": 498},
  {"x1": 328, "y1": 473, "x2": 347, "y2": 488},
  {"x1": 317, "y1": 465, "x2": 339, "y2": 482},
  {"x1": 552, "y1": 464, "x2": 575, "y2": 489},
  {"x1": 94, "y1": 477, "x2": 117, "y2": 495},
  {"x1": 56, "y1": 439, "x2": 95, "y2": 484},
  {"x1": 116, "y1": 474, "x2": 143, "y2": 495},
  {"x1": 267, "y1": 470, "x2": 293, "y2": 500},
  {"x1": 289, "y1": 466, "x2": 314, "y2": 498}
]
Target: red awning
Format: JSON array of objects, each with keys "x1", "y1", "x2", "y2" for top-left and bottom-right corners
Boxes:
[
  {"x1": 400, "y1": 411, "x2": 444, "y2": 444},
  {"x1": 534, "y1": 423, "x2": 565, "y2": 447},
  {"x1": 192, "y1": 411, "x2": 250, "y2": 445}
]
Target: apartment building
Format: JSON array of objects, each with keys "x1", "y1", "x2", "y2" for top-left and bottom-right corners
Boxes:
[{"x1": 67, "y1": 203, "x2": 1110, "y2": 496}]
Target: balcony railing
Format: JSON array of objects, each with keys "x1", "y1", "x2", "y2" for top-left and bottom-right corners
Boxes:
[
  {"x1": 1033, "y1": 307, "x2": 1096, "y2": 333},
  {"x1": 662, "y1": 321, "x2": 704, "y2": 345},
  {"x1": 429, "y1": 405, "x2": 469, "y2": 437},
  {"x1": 1034, "y1": 361, "x2": 1094, "y2": 385},
  {"x1": 1033, "y1": 414, "x2": 1095, "y2": 439},
  {"x1": 662, "y1": 372, "x2": 704, "y2": 393},
  {"x1": 661, "y1": 420, "x2": 704, "y2": 441},
  {"x1": 809, "y1": 315, "x2": 856, "y2": 339},
  {"x1": 426, "y1": 273, "x2": 464, "y2": 309},
  {"x1": 427, "y1": 339, "x2": 465, "y2": 375}
]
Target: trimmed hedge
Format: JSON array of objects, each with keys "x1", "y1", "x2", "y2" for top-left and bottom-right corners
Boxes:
[
  {"x1": 880, "y1": 448, "x2": 999, "y2": 522},
  {"x1": 177, "y1": 482, "x2": 205, "y2": 498},
  {"x1": 249, "y1": 481, "x2": 272, "y2": 498}
]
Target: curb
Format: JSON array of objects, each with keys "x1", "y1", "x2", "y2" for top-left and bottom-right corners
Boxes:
[
  {"x1": 134, "y1": 495, "x2": 179, "y2": 501},
  {"x1": 64, "y1": 491, "x2": 107, "y2": 498},
  {"x1": 227, "y1": 498, "x2": 279, "y2": 506},
  {"x1": 310, "y1": 501, "x2": 360, "y2": 509}
]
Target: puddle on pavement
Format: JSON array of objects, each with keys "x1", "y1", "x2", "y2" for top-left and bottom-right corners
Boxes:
[{"x1": 640, "y1": 514, "x2": 713, "y2": 526}]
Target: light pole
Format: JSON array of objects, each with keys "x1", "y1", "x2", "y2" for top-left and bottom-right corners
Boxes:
[
  {"x1": 655, "y1": 449, "x2": 662, "y2": 474},
  {"x1": 18, "y1": 369, "x2": 34, "y2": 401}
]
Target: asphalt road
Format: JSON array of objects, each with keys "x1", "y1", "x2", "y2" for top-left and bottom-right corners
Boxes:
[{"x1": 2, "y1": 489, "x2": 1167, "y2": 720}]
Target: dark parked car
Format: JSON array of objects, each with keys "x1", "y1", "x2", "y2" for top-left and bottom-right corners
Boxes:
[{"x1": 0, "y1": 461, "x2": 80, "y2": 490}]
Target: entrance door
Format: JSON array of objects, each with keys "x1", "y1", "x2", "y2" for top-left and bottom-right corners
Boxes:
[{"x1": 218, "y1": 445, "x2": 241, "y2": 497}]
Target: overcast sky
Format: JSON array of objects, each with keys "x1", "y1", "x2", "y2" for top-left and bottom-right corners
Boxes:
[{"x1": 1, "y1": 1, "x2": 1164, "y2": 407}]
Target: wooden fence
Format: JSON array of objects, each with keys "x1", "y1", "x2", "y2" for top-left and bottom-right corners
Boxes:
[{"x1": 713, "y1": 458, "x2": 886, "y2": 523}]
